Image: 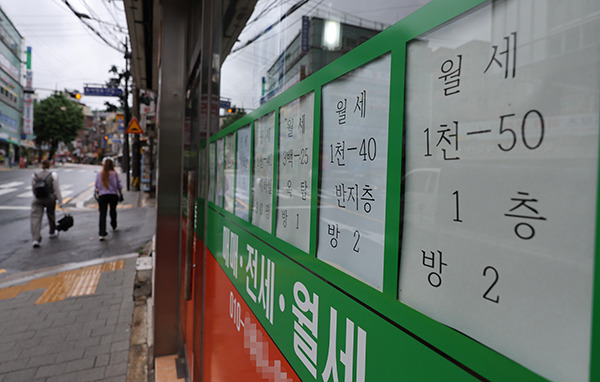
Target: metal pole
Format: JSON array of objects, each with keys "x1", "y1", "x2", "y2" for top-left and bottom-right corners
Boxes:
[
  {"x1": 123, "y1": 39, "x2": 131, "y2": 190},
  {"x1": 154, "y1": 0, "x2": 186, "y2": 356}
]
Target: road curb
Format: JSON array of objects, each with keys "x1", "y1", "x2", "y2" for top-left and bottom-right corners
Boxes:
[
  {"x1": 0, "y1": 252, "x2": 138, "y2": 289},
  {"x1": 127, "y1": 238, "x2": 155, "y2": 382}
]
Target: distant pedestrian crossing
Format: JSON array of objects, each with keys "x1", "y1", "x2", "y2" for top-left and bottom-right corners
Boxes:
[
  {"x1": 63, "y1": 169, "x2": 90, "y2": 173},
  {"x1": 0, "y1": 181, "x2": 22, "y2": 197},
  {"x1": 0, "y1": 180, "x2": 74, "y2": 198}
]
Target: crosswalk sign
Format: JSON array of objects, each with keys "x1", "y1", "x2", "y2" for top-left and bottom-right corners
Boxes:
[
  {"x1": 125, "y1": 117, "x2": 143, "y2": 134},
  {"x1": 116, "y1": 114, "x2": 125, "y2": 131}
]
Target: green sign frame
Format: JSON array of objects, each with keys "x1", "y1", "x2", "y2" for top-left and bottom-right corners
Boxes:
[{"x1": 201, "y1": 0, "x2": 600, "y2": 380}]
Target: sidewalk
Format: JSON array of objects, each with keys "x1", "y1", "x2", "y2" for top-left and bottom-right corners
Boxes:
[
  {"x1": 0, "y1": 248, "x2": 153, "y2": 382},
  {"x1": 0, "y1": 162, "x2": 157, "y2": 381}
]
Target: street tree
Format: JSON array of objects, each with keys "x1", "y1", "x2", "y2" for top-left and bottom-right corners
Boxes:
[
  {"x1": 104, "y1": 64, "x2": 152, "y2": 113},
  {"x1": 33, "y1": 92, "x2": 84, "y2": 158},
  {"x1": 223, "y1": 108, "x2": 247, "y2": 127},
  {"x1": 104, "y1": 62, "x2": 152, "y2": 190},
  {"x1": 104, "y1": 64, "x2": 130, "y2": 113},
  {"x1": 104, "y1": 64, "x2": 132, "y2": 178}
]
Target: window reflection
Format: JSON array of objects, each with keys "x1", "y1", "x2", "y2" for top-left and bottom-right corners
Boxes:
[{"x1": 221, "y1": 0, "x2": 431, "y2": 112}]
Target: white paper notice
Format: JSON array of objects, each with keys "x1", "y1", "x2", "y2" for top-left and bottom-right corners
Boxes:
[
  {"x1": 317, "y1": 54, "x2": 391, "y2": 291},
  {"x1": 224, "y1": 133, "x2": 235, "y2": 213},
  {"x1": 215, "y1": 138, "x2": 224, "y2": 207},
  {"x1": 252, "y1": 112, "x2": 275, "y2": 233},
  {"x1": 276, "y1": 92, "x2": 314, "y2": 252},
  {"x1": 235, "y1": 125, "x2": 251, "y2": 220},
  {"x1": 399, "y1": 2, "x2": 600, "y2": 381},
  {"x1": 208, "y1": 142, "x2": 216, "y2": 203}
]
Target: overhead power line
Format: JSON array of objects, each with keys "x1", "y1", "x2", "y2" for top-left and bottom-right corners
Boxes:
[
  {"x1": 102, "y1": 0, "x2": 124, "y2": 26},
  {"x1": 60, "y1": 0, "x2": 125, "y2": 53},
  {"x1": 80, "y1": 0, "x2": 125, "y2": 41},
  {"x1": 231, "y1": 0, "x2": 310, "y2": 54}
]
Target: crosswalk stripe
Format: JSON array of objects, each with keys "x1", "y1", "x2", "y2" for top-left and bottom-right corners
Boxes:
[
  {"x1": 18, "y1": 189, "x2": 74, "y2": 198},
  {"x1": 15, "y1": 185, "x2": 74, "y2": 198},
  {"x1": 0, "y1": 188, "x2": 17, "y2": 196},
  {"x1": 0, "y1": 181, "x2": 24, "y2": 188}
]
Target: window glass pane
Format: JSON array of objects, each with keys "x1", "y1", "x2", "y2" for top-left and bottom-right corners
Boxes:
[
  {"x1": 221, "y1": 0, "x2": 430, "y2": 111},
  {"x1": 399, "y1": 2, "x2": 600, "y2": 381}
]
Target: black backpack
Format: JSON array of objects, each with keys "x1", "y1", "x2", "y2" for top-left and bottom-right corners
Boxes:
[{"x1": 34, "y1": 172, "x2": 53, "y2": 199}]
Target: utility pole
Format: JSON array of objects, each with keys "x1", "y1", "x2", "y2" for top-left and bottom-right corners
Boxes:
[
  {"x1": 123, "y1": 40, "x2": 131, "y2": 190},
  {"x1": 131, "y1": 85, "x2": 141, "y2": 191}
]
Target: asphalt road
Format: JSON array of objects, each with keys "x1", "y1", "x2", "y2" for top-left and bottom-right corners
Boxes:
[{"x1": 0, "y1": 163, "x2": 156, "y2": 279}]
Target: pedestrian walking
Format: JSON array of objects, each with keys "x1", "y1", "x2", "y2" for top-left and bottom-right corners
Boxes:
[
  {"x1": 31, "y1": 159, "x2": 63, "y2": 248},
  {"x1": 95, "y1": 158, "x2": 123, "y2": 241}
]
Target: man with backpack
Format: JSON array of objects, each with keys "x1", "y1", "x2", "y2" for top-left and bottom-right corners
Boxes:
[{"x1": 31, "y1": 159, "x2": 63, "y2": 248}]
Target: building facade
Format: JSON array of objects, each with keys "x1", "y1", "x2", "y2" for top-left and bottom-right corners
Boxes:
[
  {"x1": 0, "y1": 6, "x2": 24, "y2": 166},
  {"x1": 262, "y1": 16, "x2": 384, "y2": 103}
]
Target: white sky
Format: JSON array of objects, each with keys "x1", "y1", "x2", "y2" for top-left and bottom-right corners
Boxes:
[
  {"x1": 0, "y1": 0, "x2": 128, "y2": 111},
  {"x1": 0, "y1": 0, "x2": 431, "y2": 113}
]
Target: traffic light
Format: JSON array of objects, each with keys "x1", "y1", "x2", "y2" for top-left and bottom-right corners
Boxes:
[
  {"x1": 227, "y1": 106, "x2": 237, "y2": 114},
  {"x1": 66, "y1": 90, "x2": 82, "y2": 100}
]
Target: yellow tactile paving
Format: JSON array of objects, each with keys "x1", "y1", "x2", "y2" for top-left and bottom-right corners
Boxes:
[
  {"x1": 56, "y1": 196, "x2": 73, "y2": 211},
  {"x1": 0, "y1": 260, "x2": 125, "y2": 305},
  {"x1": 0, "y1": 287, "x2": 21, "y2": 300}
]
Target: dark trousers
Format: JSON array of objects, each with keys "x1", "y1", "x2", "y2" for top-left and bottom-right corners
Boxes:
[{"x1": 98, "y1": 194, "x2": 119, "y2": 236}]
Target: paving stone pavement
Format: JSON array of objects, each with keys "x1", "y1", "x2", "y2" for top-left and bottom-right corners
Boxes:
[{"x1": 0, "y1": 257, "x2": 137, "y2": 382}]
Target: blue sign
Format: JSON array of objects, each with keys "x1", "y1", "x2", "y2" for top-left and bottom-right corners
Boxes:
[
  {"x1": 84, "y1": 86, "x2": 123, "y2": 97},
  {"x1": 301, "y1": 16, "x2": 310, "y2": 53},
  {"x1": 220, "y1": 99, "x2": 231, "y2": 109}
]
